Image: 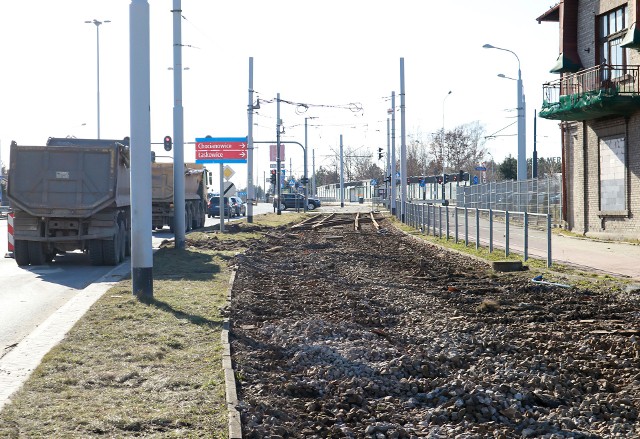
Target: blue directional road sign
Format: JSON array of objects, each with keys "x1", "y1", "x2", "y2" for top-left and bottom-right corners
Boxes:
[
  {"x1": 370, "y1": 179, "x2": 378, "y2": 186},
  {"x1": 475, "y1": 166, "x2": 487, "y2": 171},
  {"x1": 473, "y1": 175, "x2": 479, "y2": 185}
]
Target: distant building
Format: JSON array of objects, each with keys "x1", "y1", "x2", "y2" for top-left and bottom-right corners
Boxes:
[{"x1": 538, "y1": 1, "x2": 640, "y2": 239}]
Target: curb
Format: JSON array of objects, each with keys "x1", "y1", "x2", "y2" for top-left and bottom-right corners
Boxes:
[
  {"x1": 223, "y1": 270, "x2": 242, "y2": 439},
  {"x1": 0, "y1": 261, "x2": 131, "y2": 411}
]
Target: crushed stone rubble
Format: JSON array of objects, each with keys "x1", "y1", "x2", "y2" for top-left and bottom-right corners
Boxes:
[{"x1": 229, "y1": 216, "x2": 640, "y2": 438}]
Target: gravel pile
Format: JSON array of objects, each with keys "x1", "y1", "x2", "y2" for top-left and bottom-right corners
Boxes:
[{"x1": 229, "y1": 216, "x2": 640, "y2": 438}]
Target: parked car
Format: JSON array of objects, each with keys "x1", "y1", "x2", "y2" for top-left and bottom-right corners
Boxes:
[
  {"x1": 229, "y1": 196, "x2": 246, "y2": 217},
  {"x1": 207, "y1": 196, "x2": 232, "y2": 218},
  {"x1": 274, "y1": 193, "x2": 321, "y2": 211}
]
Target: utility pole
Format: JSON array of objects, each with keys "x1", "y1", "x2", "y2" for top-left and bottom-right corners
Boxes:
[
  {"x1": 129, "y1": 0, "x2": 152, "y2": 298},
  {"x1": 390, "y1": 91, "x2": 396, "y2": 215},
  {"x1": 312, "y1": 149, "x2": 316, "y2": 197},
  {"x1": 386, "y1": 117, "x2": 390, "y2": 205},
  {"x1": 247, "y1": 57, "x2": 255, "y2": 222},
  {"x1": 340, "y1": 134, "x2": 344, "y2": 208},
  {"x1": 400, "y1": 57, "x2": 407, "y2": 221},
  {"x1": 172, "y1": 0, "x2": 185, "y2": 249},
  {"x1": 276, "y1": 93, "x2": 282, "y2": 215},
  {"x1": 533, "y1": 109, "x2": 538, "y2": 179},
  {"x1": 304, "y1": 117, "x2": 316, "y2": 212}
]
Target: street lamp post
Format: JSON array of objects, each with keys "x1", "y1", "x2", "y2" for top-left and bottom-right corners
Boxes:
[
  {"x1": 442, "y1": 91, "x2": 452, "y2": 202},
  {"x1": 85, "y1": 19, "x2": 110, "y2": 139},
  {"x1": 483, "y1": 43, "x2": 526, "y2": 181}
]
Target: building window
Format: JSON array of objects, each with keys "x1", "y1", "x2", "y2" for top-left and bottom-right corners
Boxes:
[
  {"x1": 599, "y1": 136, "x2": 626, "y2": 213},
  {"x1": 599, "y1": 5, "x2": 629, "y2": 78}
]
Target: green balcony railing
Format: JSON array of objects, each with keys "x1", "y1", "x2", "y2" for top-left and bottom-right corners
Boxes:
[{"x1": 540, "y1": 64, "x2": 640, "y2": 121}]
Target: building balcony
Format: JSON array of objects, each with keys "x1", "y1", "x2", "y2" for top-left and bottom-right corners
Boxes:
[{"x1": 540, "y1": 64, "x2": 640, "y2": 121}]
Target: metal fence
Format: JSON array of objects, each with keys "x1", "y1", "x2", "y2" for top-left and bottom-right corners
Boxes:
[
  {"x1": 455, "y1": 175, "x2": 562, "y2": 227},
  {"x1": 396, "y1": 201, "x2": 553, "y2": 267}
]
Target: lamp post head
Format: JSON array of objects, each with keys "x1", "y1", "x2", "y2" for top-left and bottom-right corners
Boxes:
[
  {"x1": 483, "y1": 43, "x2": 495, "y2": 49},
  {"x1": 85, "y1": 19, "x2": 110, "y2": 27}
]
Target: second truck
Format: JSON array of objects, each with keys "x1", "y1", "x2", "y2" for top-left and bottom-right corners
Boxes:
[{"x1": 151, "y1": 162, "x2": 208, "y2": 232}]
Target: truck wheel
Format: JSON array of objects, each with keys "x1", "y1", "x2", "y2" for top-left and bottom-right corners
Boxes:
[
  {"x1": 125, "y1": 229, "x2": 131, "y2": 256},
  {"x1": 102, "y1": 233, "x2": 120, "y2": 266},
  {"x1": 118, "y1": 223, "x2": 126, "y2": 262},
  {"x1": 184, "y1": 211, "x2": 190, "y2": 232},
  {"x1": 28, "y1": 241, "x2": 46, "y2": 265},
  {"x1": 198, "y1": 204, "x2": 205, "y2": 228},
  {"x1": 88, "y1": 240, "x2": 104, "y2": 266},
  {"x1": 14, "y1": 240, "x2": 30, "y2": 266}
]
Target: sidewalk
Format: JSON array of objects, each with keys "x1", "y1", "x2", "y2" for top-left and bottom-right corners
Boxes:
[
  {"x1": 364, "y1": 202, "x2": 640, "y2": 282},
  {"x1": 550, "y1": 233, "x2": 640, "y2": 281}
]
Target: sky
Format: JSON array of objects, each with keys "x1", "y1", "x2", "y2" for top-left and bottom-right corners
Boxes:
[{"x1": 0, "y1": 0, "x2": 562, "y2": 190}]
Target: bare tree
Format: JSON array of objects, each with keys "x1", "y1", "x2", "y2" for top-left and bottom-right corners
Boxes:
[{"x1": 426, "y1": 122, "x2": 486, "y2": 176}]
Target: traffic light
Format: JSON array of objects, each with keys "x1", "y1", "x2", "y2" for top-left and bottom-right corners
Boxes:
[
  {"x1": 452, "y1": 174, "x2": 458, "y2": 182},
  {"x1": 151, "y1": 151, "x2": 156, "y2": 162},
  {"x1": 270, "y1": 170, "x2": 276, "y2": 185},
  {"x1": 163, "y1": 135, "x2": 173, "y2": 151},
  {"x1": 378, "y1": 147, "x2": 384, "y2": 160},
  {"x1": 459, "y1": 170, "x2": 465, "y2": 182},
  {"x1": 443, "y1": 174, "x2": 449, "y2": 184},
  {"x1": 437, "y1": 176, "x2": 443, "y2": 184}
]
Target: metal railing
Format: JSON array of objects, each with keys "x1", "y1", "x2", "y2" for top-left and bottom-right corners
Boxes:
[
  {"x1": 543, "y1": 64, "x2": 640, "y2": 104},
  {"x1": 398, "y1": 201, "x2": 553, "y2": 267}
]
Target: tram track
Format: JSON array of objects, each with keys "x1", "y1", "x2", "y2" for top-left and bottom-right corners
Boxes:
[{"x1": 228, "y1": 212, "x2": 640, "y2": 438}]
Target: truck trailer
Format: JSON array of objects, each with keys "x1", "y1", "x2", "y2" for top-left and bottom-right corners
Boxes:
[
  {"x1": 7, "y1": 137, "x2": 131, "y2": 266},
  {"x1": 151, "y1": 163, "x2": 208, "y2": 232}
]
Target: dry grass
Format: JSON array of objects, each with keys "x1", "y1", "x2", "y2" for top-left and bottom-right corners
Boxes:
[
  {"x1": 0, "y1": 212, "x2": 304, "y2": 438},
  {"x1": 0, "y1": 248, "x2": 229, "y2": 438}
]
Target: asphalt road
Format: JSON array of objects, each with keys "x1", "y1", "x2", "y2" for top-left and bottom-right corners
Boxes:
[{"x1": 0, "y1": 203, "x2": 278, "y2": 361}]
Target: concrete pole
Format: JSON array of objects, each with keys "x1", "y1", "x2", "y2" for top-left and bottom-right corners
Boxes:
[
  {"x1": 172, "y1": 0, "x2": 185, "y2": 249},
  {"x1": 129, "y1": 0, "x2": 153, "y2": 298},
  {"x1": 386, "y1": 117, "x2": 390, "y2": 203},
  {"x1": 312, "y1": 149, "x2": 316, "y2": 197},
  {"x1": 390, "y1": 91, "x2": 396, "y2": 215},
  {"x1": 533, "y1": 109, "x2": 538, "y2": 179},
  {"x1": 400, "y1": 58, "x2": 407, "y2": 221},
  {"x1": 276, "y1": 93, "x2": 282, "y2": 215},
  {"x1": 219, "y1": 163, "x2": 225, "y2": 232},
  {"x1": 442, "y1": 91, "x2": 451, "y2": 202},
  {"x1": 517, "y1": 68, "x2": 527, "y2": 181},
  {"x1": 340, "y1": 134, "x2": 344, "y2": 207},
  {"x1": 247, "y1": 57, "x2": 255, "y2": 222},
  {"x1": 303, "y1": 117, "x2": 312, "y2": 212}
]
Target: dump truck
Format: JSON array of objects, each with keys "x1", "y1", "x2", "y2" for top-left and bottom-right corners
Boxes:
[
  {"x1": 7, "y1": 137, "x2": 131, "y2": 266},
  {"x1": 151, "y1": 162, "x2": 208, "y2": 232}
]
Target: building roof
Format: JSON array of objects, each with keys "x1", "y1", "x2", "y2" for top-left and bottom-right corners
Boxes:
[{"x1": 537, "y1": 3, "x2": 560, "y2": 23}]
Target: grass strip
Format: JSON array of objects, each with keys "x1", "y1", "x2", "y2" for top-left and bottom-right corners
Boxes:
[{"x1": 0, "y1": 213, "x2": 304, "y2": 438}]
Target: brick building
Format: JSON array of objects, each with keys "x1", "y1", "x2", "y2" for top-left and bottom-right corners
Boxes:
[{"x1": 538, "y1": 0, "x2": 640, "y2": 240}]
